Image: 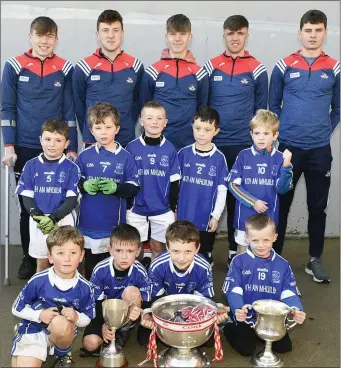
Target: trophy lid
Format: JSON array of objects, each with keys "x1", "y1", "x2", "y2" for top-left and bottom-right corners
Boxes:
[{"x1": 252, "y1": 299, "x2": 291, "y2": 316}]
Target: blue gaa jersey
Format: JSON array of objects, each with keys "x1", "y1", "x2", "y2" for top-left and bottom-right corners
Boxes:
[
  {"x1": 126, "y1": 136, "x2": 181, "y2": 216},
  {"x1": 177, "y1": 144, "x2": 229, "y2": 231},
  {"x1": 90, "y1": 257, "x2": 151, "y2": 302},
  {"x1": 15, "y1": 154, "x2": 81, "y2": 213},
  {"x1": 76, "y1": 143, "x2": 139, "y2": 238},
  {"x1": 222, "y1": 248, "x2": 303, "y2": 322},
  {"x1": 12, "y1": 267, "x2": 95, "y2": 334},
  {"x1": 149, "y1": 251, "x2": 214, "y2": 298},
  {"x1": 228, "y1": 146, "x2": 292, "y2": 231}
]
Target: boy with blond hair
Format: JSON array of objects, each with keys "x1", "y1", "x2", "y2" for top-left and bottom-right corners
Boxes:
[
  {"x1": 126, "y1": 101, "x2": 181, "y2": 265},
  {"x1": 15, "y1": 119, "x2": 81, "y2": 273},
  {"x1": 228, "y1": 110, "x2": 293, "y2": 254},
  {"x1": 11, "y1": 226, "x2": 95, "y2": 367},
  {"x1": 76, "y1": 102, "x2": 139, "y2": 279}
]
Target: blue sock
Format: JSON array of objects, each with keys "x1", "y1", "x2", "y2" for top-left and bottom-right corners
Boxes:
[{"x1": 54, "y1": 345, "x2": 72, "y2": 357}]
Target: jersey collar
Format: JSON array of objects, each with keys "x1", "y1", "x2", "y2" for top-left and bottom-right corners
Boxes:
[
  {"x1": 25, "y1": 48, "x2": 56, "y2": 60},
  {"x1": 169, "y1": 258, "x2": 195, "y2": 276},
  {"x1": 139, "y1": 135, "x2": 166, "y2": 146},
  {"x1": 95, "y1": 142, "x2": 122, "y2": 155},
  {"x1": 38, "y1": 153, "x2": 67, "y2": 164},
  {"x1": 109, "y1": 257, "x2": 134, "y2": 277},
  {"x1": 48, "y1": 266, "x2": 80, "y2": 288},
  {"x1": 191, "y1": 143, "x2": 217, "y2": 157},
  {"x1": 251, "y1": 145, "x2": 276, "y2": 156},
  {"x1": 246, "y1": 247, "x2": 276, "y2": 261}
]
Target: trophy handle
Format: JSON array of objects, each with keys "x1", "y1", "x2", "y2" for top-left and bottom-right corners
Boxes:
[
  {"x1": 286, "y1": 306, "x2": 299, "y2": 330},
  {"x1": 141, "y1": 308, "x2": 152, "y2": 320},
  {"x1": 120, "y1": 301, "x2": 137, "y2": 329},
  {"x1": 241, "y1": 304, "x2": 255, "y2": 328}
]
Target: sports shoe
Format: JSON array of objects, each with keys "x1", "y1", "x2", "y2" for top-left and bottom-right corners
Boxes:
[
  {"x1": 226, "y1": 252, "x2": 237, "y2": 269},
  {"x1": 52, "y1": 352, "x2": 74, "y2": 367},
  {"x1": 18, "y1": 255, "x2": 36, "y2": 279},
  {"x1": 140, "y1": 257, "x2": 152, "y2": 270},
  {"x1": 305, "y1": 258, "x2": 331, "y2": 283}
]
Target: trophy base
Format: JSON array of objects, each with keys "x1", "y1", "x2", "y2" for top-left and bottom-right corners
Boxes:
[
  {"x1": 158, "y1": 347, "x2": 210, "y2": 367},
  {"x1": 96, "y1": 356, "x2": 128, "y2": 368},
  {"x1": 251, "y1": 349, "x2": 283, "y2": 368}
]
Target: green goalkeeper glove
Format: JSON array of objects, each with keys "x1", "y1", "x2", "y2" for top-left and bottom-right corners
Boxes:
[
  {"x1": 83, "y1": 178, "x2": 100, "y2": 195},
  {"x1": 98, "y1": 178, "x2": 118, "y2": 195},
  {"x1": 32, "y1": 215, "x2": 58, "y2": 235}
]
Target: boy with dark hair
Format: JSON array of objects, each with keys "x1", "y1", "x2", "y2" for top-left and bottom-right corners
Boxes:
[
  {"x1": 177, "y1": 107, "x2": 229, "y2": 265},
  {"x1": 228, "y1": 110, "x2": 293, "y2": 254},
  {"x1": 126, "y1": 101, "x2": 181, "y2": 265},
  {"x1": 73, "y1": 9, "x2": 144, "y2": 148},
  {"x1": 11, "y1": 226, "x2": 95, "y2": 368},
  {"x1": 138, "y1": 220, "x2": 229, "y2": 347},
  {"x1": 203, "y1": 14, "x2": 268, "y2": 267},
  {"x1": 222, "y1": 214, "x2": 306, "y2": 357},
  {"x1": 140, "y1": 14, "x2": 209, "y2": 151},
  {"x1": 81, "y1": 224, "x2": 150, "y2": 358},
  {"x1": 15, "y1": 119, "x2": 81, "y2": 273},
  {"x1": 269, "y1": 9, "x2": 339, "y2": 282},
  {"x1": 1, "y1": 16, "x2": 77, "y2": 279},
  {"x1": 75, "y1": 102, "x2": 140, "y2": 280}
]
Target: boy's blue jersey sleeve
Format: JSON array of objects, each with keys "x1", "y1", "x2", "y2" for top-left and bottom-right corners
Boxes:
[
  {"x1": 139, "y1": 69, "x2": 156, "y2": 111},
  {"x1": 218, "y1": 155, "x2": 229, "y2": 188},
  {"x1": 137, "y1": 269, "x2": 152, "y2": 302},
  {"x1": 269, "y1": 64, "x2": 285, "y2": 118},
  {"x1": 196, "y1": 266, "x2": 214, "y2": 298},
  {"x1": 275, "y1": 164, "x2": 293, "y2": 195},
  {"x1": 89, "y1": 268, "x2": 105, "y2": 301},
  {"x1": 197, "y1": 68, "x2": 209, "y2": 109},
  {"x1": 1, "y1": 61, "x2": 18, "y2": 145},
  {"x1": 62, "y1": 65, "x2": 77, "y2": 152},
  {"x1": 79, "y1": 282, "x2": 96, "y2": 320},
  {"x1": 222, "y1": 257, "x2": 245, "y2": 314},
  {"x1": 125, "y1": 152, "x2": 140, "y2": 185},
  {"x1": 72, "y1": 63, "x2": 88, "y2": 141},
  {"x1": 12, "y1": 280, "x2": 38, "y2": 313},
  {"x1": 75, "y1": 153, "x2": 86, "y2": 178},
  {"x1": 149, "y1": 264, "x2": 165, "y2": 298},
  {"x1": 65, "y1": 163, "x2": 81, "y2": 196},
  {"x1": 330, "y1": 71, "x2": 340, "y2": 132},
  {"x1": 170, "y1": 149, "x2": 181, "y2": 182},
  {"x1": 254, "y1": 68, "x2": 269, "y2": 112},
  {"x1": 280, "y1": 265, "x2": 303, "y2": 311},
  {"x1": 15, "y1": 161, "x2": 34, "y2": 197}
]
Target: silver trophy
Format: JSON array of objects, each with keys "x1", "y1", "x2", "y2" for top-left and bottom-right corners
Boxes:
[
  {"x1": 243, "y1": 299, "x2": 298, "y2": 367},
  {"x1": 97, "y1": 299, "x2": 133, "y2": 368},
  {"x1": 141, "y1": 294, "x2": 223, "y2": 367}
]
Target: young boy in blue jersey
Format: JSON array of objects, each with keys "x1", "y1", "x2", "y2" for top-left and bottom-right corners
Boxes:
[
  {"x1": 80, "y1": 224, "x2": 150, "y2": 358},
  {"x1": 177, "y1": 107, "x2": 229, "y2": 265},
  {"x1": 126, "y1": 101, "x2": 181, "y2": 267},
  {"x1": 11, "y1": 226, "x2": 95, "y2": 368},
  {"x1": 228, "y1": 110, "x2": 293, "y2": 256},
  {"x1": 15, "y1": 119, "x2": 81, "y2": 273},
  {"x1": 75, "y1": 102, "x2": 140, "y2": 280},
  {"x1": 138, "y1": 220, "x2": 229, "y2": 347},
  {"x1": 222, "y1": 214, "x2": 306, "y2": 356}
]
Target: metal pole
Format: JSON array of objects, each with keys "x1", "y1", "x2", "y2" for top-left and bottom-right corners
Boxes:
[{"x1": 4, "y1": 164, "x2": 10, "y2": 286}]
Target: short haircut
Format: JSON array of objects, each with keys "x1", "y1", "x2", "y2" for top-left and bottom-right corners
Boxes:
[
  {"x1": 88, "y1": 102, "x2": 120, "y2": 128},
  {"x1": 300, "y1": 10, "x2": 327, "y2": 30},
  {"x1": 194, "y1": 107, "x2": 220, "y2": 129},
  {"x1": 41, "y1": 118, "x2": 69, "y2": 140},
  {"x1": 223, "y1": 15, "x2": 249, "y2": 31},
  {"x1": 110, "y1": 224, "x2": 141, "y2": 248},
  {"x1": 245, "y1": 214, "x2": 276, "y2": 234},
  {"x1": 97, "y1": 9, "x2": 123, "y2": 31},
  {"x1": 46, "y1": 225, "x2": 84, "y2": 253},
  {"x1": 166, "y1": 220, "x2": 200, "y2": 248},
  {"x1": 166, "y1": 14, "x2": 191, "y2": 33},
  {"x1": 250, "y1": 109, "x2": 279, "y2": 134},
  {"x1": 141, "y1": 101, "x2": 166, "y2": 115},
  {"x1": 30, "y1": 16, "x2": 58, "y2": 36}
]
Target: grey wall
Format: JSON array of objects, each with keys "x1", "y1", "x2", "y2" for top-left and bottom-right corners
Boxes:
[{"x1": 1, "y1": 1, "x2": 340, "y2": 244}]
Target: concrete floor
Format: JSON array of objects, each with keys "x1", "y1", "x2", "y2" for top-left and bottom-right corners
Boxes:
[{"x1": 0, "y1": 237, "x2": 339, "y2": 367}]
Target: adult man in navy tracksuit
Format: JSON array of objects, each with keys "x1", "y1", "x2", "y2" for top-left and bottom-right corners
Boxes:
[
  {"x1": 269, "y1": 10, "x2": 340, "y2": 282},
  {"x1": 139, "y1": 14, "x2": 209, "y2": 151},
  {"x1": 73, "y1": 10, "x2": 144, "y2": 148},
  {"x1": 203, "y1": 15, "x2": 268, "y2": 265},
  {"x1": 1, "y1": 17, "x2": 77, "y2": 279}
]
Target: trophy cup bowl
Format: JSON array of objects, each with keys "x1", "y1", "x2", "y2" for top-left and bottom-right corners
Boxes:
[
  {"x1": 243, "y1": 299, "x2": 298, "y2": 368},
  {"x1": 97, "y1": 299, "x2": 131, "y2": 368},
  {"x1": 141, "y1": 294, "x2": 220, "y2": 367}
]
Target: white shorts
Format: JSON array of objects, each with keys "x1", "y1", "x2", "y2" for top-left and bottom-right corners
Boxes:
[
  {"x1": 29, "y1": 212, "x2": 76, "y2": 259},
  {"x1": 126, "y1": 210, "x2": 175, "y2": 243},
  {"x1": 83, "y1": 236, "x2": 110, "y2": 254},
  {"x1": 11, "y1": 330, "x2": 54, "y2": 362},
  {"x1": 234, "y1": 229, "x2": 249, "y2": 247}
]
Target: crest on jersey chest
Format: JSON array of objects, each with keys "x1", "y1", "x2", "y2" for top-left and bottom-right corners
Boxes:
[{"x1": 160, "y1": 155, "x2": 169, "y2": 167}]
